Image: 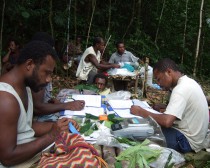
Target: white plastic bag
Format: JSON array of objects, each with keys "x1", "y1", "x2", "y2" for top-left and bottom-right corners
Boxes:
[
  {"x1": 149, "y1": 146, "x2": 185, "y2": 168},
  {"x1": 106, "y1": 91, "x2": 131, "y2": 100}
]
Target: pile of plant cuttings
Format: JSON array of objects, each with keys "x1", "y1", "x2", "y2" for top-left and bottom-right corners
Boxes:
[
  {"x1": 79, "y1": 113, "x2": 124, "y2": 136},
  {"x1": 115, "y1": 139, "x2": 161, "y2": 168}
]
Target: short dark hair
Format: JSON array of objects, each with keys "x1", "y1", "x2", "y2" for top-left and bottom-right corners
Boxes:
[
  {"x1": 153, "y1": 58, "x2": 180, "y2": 72},
  {"x1": 93, "y1": 73, "x2": 108, "y2": 86},
  {"x1": 93, "y1": 37, "x2": 103, "y2": 46},
  {"x1": 17, "y1": 41, "x2": 57, "y2": 65},
  {"x1": 8, "y1": 38, "x2": 20, "y2": 45},
  {"x1": 31, "y1": 32, "x2": 55, "y2": 47},
  {"x1": 115, "y1": 41, "x2": 124, "y2": 48}
]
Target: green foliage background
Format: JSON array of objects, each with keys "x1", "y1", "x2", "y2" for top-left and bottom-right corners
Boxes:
[{"x1": 1, "y1": 0, "x2": 210, "y2": 77}]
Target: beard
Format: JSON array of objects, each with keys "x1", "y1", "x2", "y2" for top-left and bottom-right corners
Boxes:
[{"x1": 25, "y1": 68, "x2": 47, "y2": 92}]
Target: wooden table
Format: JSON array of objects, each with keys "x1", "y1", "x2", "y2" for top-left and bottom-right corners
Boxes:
[{"x1": 108, "y1": 71, "x2": 139, "y2": 95}]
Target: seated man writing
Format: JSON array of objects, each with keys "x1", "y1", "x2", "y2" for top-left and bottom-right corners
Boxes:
[
  {"x1": 31, "y1": 32, "x2": 85, "y2": 122},
  {"x1": 131, "y1": 58, "x2": 209, "y2": 153},
  {"x1": 0, "y1": 41, "x2": 79, "y2": 167},
  {"x1": 76, "y1": 37, "x2": 120, "y2": 84}
]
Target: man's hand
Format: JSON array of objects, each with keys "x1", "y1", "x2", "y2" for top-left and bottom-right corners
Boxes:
[
  {"x1": 49, "y1": 118, "x2": 70, "y2": 139},
  {"x1": 66, "y1": 118, "x2": 80, "y2": 131},
  {"x1": 49, "y1": 118, "x2": 80, "y2": 139},
  {"x1": 113, "y1": 64, "x2": 120, "y2": 68},
  {"x1": 152, "y1": 104, "x2": 166, "y2": 113},
  {"x1": 65, "y1": 100, "x2": 85, "y2": 111},
  {"x1": 130, "y1": 105, "x2": 149, "y2": 118},
  {"x1": 8, "y1": 47, "x2": 12, "y2": 52}
]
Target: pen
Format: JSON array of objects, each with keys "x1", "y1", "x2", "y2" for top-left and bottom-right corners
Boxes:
[
  {"x1": 132, "y1": 99, "x2": 134, "y2": 105},
  {"x1": 69, "y1": 122, "x2": 80, "y2": 134},
  {"x1": 79, "y1": 89, "x2": 84, "y2": 95}
]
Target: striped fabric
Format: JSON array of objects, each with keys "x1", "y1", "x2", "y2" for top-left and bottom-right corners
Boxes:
[{"x1": 38, "y1": 132, "x2": 107, "y2": 168}]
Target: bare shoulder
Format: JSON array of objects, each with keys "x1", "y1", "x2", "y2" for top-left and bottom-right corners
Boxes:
[
  {"x1": 88, "y1": 54, "x2": 99, "y2": 65},
  {"x1": 0, "y1": 91, "x2": 21, "y2": 162},
  {"x1": 0, "y1": 91, "x2": 20, "y2": 120}
]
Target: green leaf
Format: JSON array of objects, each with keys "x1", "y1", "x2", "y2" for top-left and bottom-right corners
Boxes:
[
  {"x1": 116, "y1": 139, "x2": 161, "y2": 168},
  {"x1": 137, "y1": 154, "x2": 144, "y2": 168},
  {"x1": 104, "y1": 120, "x2": 113, "y2": 128},
  {"x1": 114, "y1": 161, "x2": 122, "y2": 168},
  {"x1": 21, "y1": 11, "x2": 30, "y2": 18},
  {"x1": 164, "y1": 152, "x2": 175, "y2": 168},
  {"x1": 74, "y1": 84, "x2": 99, "y2": 93},
  {"x1": 79, "y1": 123, "x2": 92, "y2": 133},
  {"x1": 108, "y1": 114, "x2": 124, "y2": 123},
  {"x1": 85, "y1": 113, "x2": 98, "y2": 120},
  {"x1": 84, "y1": 128, "x2": 94, "y2": 136},
  {"x1": 116, "y1": 137, "x2": 139, "y2": 146}
]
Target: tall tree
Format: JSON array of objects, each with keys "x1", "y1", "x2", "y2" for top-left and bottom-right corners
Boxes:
[
  {"x1": 86, "y1": 0, "x2": 96, "y2": 48},
  {"x1": 154, "y1": 0, "x2": 166, "y2": 45},
  {"x1": 181, "y1": 0, "x2": 189, "y2": 64},
  {"x1": 49, "y1": 0, "x2": 54, "y2": 38},
  {"x1": 74, "y1": 0, "x2": 77, "y2": 39},
  {"x1": 106, "y1": 0, "x2": 112, "y2": 39},
  {"x1": 122, "y1": 0, "x2": 136, "y2": 39},
  {"x1": 0, "y1": 0, "x2": 5, "y2": 74},
  {"x1": 193, "y1": 0, "x2": 204, "y2": 77}
]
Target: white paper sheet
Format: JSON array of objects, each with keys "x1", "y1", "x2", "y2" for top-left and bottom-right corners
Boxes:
[
  {"x1": 108, "y1": 99, "x2": 161, "y2": 118},
  {"x1": 132, "y1": 99, "x2": 161, "y2": 114},
  {"x1": 108, "y1": 99, "x2": 133, "y2": 109},
  {"x1": 114, "y1": 109, "x2": 142, "y2": 118},
  {"x1": 132, "y1": 99, "x2": 151, "y2": 109},
  {"x1": 64, "y1": 107, "x2": 104, "y2": 117},
  {"x1": 66, "y1": 95, "x2": 101, "y2": 107}
]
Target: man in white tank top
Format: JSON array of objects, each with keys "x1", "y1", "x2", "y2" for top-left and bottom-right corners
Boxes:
[
  {"x1": 76, "y1": 37, "x2": 120, "y2": 84},
  {"x1": 0, "y1": 41, "x2": 79, "y2": 167}
]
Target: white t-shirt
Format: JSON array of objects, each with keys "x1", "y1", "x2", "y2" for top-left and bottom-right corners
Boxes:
[
  {"x1": 164, "y1": 75, "x2": 209, "y2": 152},
  {"x1": 140, "y1": 65, "x2": 153, "y2": 86}
]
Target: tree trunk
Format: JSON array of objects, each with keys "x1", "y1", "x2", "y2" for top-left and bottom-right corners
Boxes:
[
  {"x1": 136, "y1": 0, "x2": 142, "y2": 27},
  {"x1": 122, "y1": 0, "x2": 136, "y2": 39},
  {"x1": 0, "y1": 0, "x2": 5, "y2": 75},
  {"x1": 193, "y1": 0, "x2": 204, "y2": 77},
  {"x1": 106, "y1": 0, "x2": 112, "y2": 39},
  {"x1": 65, "y1": 0, "x2": 72, "y2": 77},
  {"x1": 154, "y1": 0, "x2": 166, "y2": 45},
  {"x1": 49, "y1": 0, "x2": 54, "y2": 38},
  {"x1": 198, "y1": 33, "x2": 205, "y2": 77},
  {"x1": 181, "y1": 0, "x2": 189, "y2": 64},
  {"x1": 142, "y1": 57, "x2": 149, "y2": 98},
  {"x1": 74, "y1": 0, "x2": 77, "y2": 40},
  {"x1": 86, "y1": 0, "x2": 96, "y2": 48}
]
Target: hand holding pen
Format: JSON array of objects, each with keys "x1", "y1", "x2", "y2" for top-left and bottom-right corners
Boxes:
[{"x1": 64, "y1": 100, "x2": 85, "y2": 111}]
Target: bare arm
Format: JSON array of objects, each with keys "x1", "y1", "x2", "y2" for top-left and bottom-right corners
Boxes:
[
  {"x1": 87, "y1": 54, "x2": 120, "y2": 70},
  {"x1": 2, "y1": 49, "x2": 11, "y2": 63},
  {"x1": 32, "y1": 118, "x2": 80, "y2": 137},
  {"x1": 32, "y1": 89, "x2": 85, "y2": 116},
  {"x1": 152, "y1": 103, "x2": 167, "y2": 113},
  {"x1": 0, "y1": 92, "x2": 69, "y2": 166},
  {"x1": 130, "y1": 105, "x2": 176, "y2": 127},
  {"x1": 100, "y1": 60, "x2": 113, "y2": 65}
]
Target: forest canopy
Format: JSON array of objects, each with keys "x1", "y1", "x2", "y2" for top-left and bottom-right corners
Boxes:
[{"x1": 0, "y1": 0, "x2": 210, "y2": 77}]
